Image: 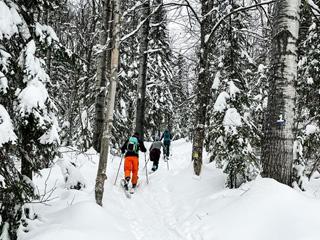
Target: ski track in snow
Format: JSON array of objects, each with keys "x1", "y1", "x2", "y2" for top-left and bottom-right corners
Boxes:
[
  {"x1": 114, "y1": 142, "x2": 196, "y2": 240},
  {"x1": 119, "y1": 188, "x2": 182, "y2": 240}
]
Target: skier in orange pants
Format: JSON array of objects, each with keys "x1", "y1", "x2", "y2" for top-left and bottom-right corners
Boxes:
[{"x1": 121, "y1": 132, "x2": 146, "y2": 190}]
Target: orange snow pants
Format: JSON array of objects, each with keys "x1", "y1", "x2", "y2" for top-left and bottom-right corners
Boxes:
[{"x1": 124, "y1": 156, "x2": 139, "y2": 184}]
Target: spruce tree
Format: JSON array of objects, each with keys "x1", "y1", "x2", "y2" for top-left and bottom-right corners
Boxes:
[
  {"x1": 171, "y1": 53, "x2": 192, "y2": 139},
  {"x1": 207, "y1": 0, "x2": 261, "y2": 188},
  {"x1": 145, "y1": 0, "x2": 174, "y2": 139},
  {"x1": 0, "y1": 0, "x2": 60, "y2": 238},
  {"x1": 112, "y1": 0, "x2": 141, "y2": 153},
  {"x1": 295, "y1": 0, "x2": 320, "y2": 188}
]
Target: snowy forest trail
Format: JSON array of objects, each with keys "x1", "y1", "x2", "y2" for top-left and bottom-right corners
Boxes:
[
  {"x1": 24, "y1": 139, "x2": 320, "y2": 240},
  {"x1": 105, "y1": 139, "x2": 206, "y2": 240},
  {"x1": 115, "y1": 184, "x2": 184, "y2": 240}
]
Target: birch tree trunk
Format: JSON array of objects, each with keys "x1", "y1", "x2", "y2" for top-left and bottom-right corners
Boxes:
[
  {"x1": 191, "y1": 0, "x2": 213, "y2": 176},
  {"x1": 261, "y1": 0, "x2": 301, "y2": 186},
  {"x1": 135, "y1": 0, "x2": 150, "y2": 141},
  {"x1": 93, "y1": 0, "x2": 111, "y2": 152},
  {"x1": 95, "y1": 0, "x2": 121, "y2": 206}
]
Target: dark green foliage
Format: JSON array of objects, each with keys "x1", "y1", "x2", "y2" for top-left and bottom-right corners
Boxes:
[
  {"x1": 206, "y1": 1, "x2": 261, "y2": 188},
  {"x1": 111, "y1": 0, "x2": 141, "y2": 154},
  {"x1": 296, "y1": 1, "x2": 320, "y2": 186},
  {"x1": 48, "y1": 1, "x2": 96, "y2": 150},
  {"x1": 145, "y1": 0, "x2": 174, "y2": 138},
  {"x1": 0, "y1": 149, "x2": 39, "y2": 239},
  {"x1": 0, "y1": 1, "x2": 63, "y2": 238},
  {"x1": 171, "y1": 53, "x2": 193, "y2": 139}
]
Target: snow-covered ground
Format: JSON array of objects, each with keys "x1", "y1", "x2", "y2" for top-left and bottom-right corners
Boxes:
[{"x1": 21, "y1": 139, "x2": 320, "y2": 240}]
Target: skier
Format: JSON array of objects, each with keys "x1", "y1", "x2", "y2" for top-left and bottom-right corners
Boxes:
[
  {"x1": 121, "y1": 132, "x2": 146, "y2": 191},
  {"x1": 149, "y1": 136, "x2": 165, "y2": 172},
  {"x1": 160, "y1": 129, "x2": 173, "y2": 160}
]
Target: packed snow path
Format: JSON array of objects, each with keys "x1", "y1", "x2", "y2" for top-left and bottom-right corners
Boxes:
[
  {"x1": 116, "y1": 184, "x2": 185, "y2": 240},
  {"x1": 107, "y1": 139, "x2": 206, "y2": 240}
]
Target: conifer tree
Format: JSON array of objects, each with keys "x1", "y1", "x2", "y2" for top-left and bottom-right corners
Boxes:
[
  {"x1": 295, "y1": 0, "x2": 320, "y2": 187},
  {"x1": 145, "y1": 0, "x2": 174, "y2": 138},
  {"x1": 191, "y1": 0, "x2": 215, "y2": 176},
  {"x1": 112, "y1": 0, "x2": 141, "y2": 153},
  {"x1": 48, "y1": 0, "x2": 97, "y2": 151},
  {"x1": 171, "y1": 53, "x2": 192, "y2": 139},
  {"x1": 0, "y1": 0, "x2": 60, "y2": 238},
  {"x1": 207, "y1": 0, "x2": 260, "y2": 188},
  {"x1": 135, "y1": 0, "x2": 151, "y2": 141}
]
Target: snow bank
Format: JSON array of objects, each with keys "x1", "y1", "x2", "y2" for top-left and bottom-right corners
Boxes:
[
  {"x1": 21, "y1": 202, "x2": 133, "y2": 240},
  {"x1": 202, "y1": 178, "x2": 320, "y2": 240}
]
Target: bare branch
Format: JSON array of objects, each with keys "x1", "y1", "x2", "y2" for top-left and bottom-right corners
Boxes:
[
  {"x1": 253, "y1": 0, "x2": 272, "y2": 25},
  {"x1": 183, "y1": 0, "x2": 201, "y2": 24},
  {"x1": 206, "y1": 0, "x2": 274, "y2": 46},
  {"x1": 120, "y1": 3, "x2": 162, "y2": 42}
]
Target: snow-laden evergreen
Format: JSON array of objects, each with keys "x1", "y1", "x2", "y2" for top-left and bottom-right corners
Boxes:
[
  {"x1": 295, "y1": 0, "x2": 320, "y2": 189},
  {"x1": 206, "y1": 0, "x2": 260, "y2": 188},
  {"x1": 171, "y1": 53, "x2": 193, "y2": 139},
  {"x1": 0, "y1": 1, "x2": 60, "y2": 238},
  {"x1": 146, "y1": 0, "x2": 174, "y2": 137},
  {"x1": 50, "y1": 1, "x2": 96, "y2": 151},
  {"x1": 112, "y1": 0, "x2": 141, "y2": 154}
]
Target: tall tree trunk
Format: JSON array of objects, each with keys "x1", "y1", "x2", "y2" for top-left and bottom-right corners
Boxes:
[
  {"x1": 93, "y1": 0, "x2": 111, "y2": 152},
  {"x1": 82, "y1": 0, "x2": 97, "y2": 151},
  {"x1": 261, "y1": 0, "x2": 301, "y2": 186},
  {"x1": 191, "y1": 0, "x2": 213, "y2": 176},
  {"x1": 95, "y1": 0, "x2": 121, "y2": 206},
  {"x1": 135, "y1": 0, "x2": 150, "y2": 141}
]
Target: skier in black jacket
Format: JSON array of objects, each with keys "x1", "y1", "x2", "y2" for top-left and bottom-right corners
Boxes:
[{"x1": 121, "y1": 132, "x2": 146, "y2": 189}]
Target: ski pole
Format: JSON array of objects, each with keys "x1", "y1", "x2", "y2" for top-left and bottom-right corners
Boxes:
[
  {"x1": 144, "y1": 152, "x2": 149, "y2": 184},
  {"x1": 142, "y1": 155, "x2": 150, "y2": 171},
  {"x1": 167, "y1": 155, "x2": 169, "y2": 170},
  {"x1": 114, "y1": 154, "x2": 123, "y2": 185}
]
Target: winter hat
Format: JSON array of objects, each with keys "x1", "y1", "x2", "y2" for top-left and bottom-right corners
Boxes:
[{"x1": 155, "y1": 136, "x2": 160, "y2": 141}]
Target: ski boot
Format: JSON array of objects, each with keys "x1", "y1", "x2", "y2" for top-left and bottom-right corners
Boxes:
[{"x1": 123, "y1": 177, "x2": 130, "y2": 191}]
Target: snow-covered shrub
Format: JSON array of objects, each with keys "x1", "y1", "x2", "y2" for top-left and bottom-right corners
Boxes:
[{"x1": 58, "y1": 159, "x2": 86, "y2": 190}]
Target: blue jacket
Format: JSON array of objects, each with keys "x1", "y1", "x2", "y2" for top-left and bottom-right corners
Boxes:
[{"x1": 160, "y1": 131, "x2": 173, "y2": 141}]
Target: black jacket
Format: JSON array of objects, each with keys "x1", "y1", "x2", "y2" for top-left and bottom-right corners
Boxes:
[{"x1": 121, "y1": 136, "x2": 147, "y2": 157}]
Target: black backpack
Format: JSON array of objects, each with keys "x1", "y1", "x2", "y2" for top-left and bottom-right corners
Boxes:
[{"x1": 127, "y1": 137, "x2": 139, "y2": 154}]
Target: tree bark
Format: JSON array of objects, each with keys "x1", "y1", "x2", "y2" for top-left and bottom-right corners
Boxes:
[
  {"x1": 261, "y1": 0, "x2": 301, "y2": 186},
  {"x1": 93, "y1": 0, "x2": 111, "y2": 152},
  {"x1": 135, "y1": 0, "x2": 150, "y2": 141},
  {"x1": 95, "y1": 0, "x2": 121, "y2": 206},
  {"x1": 191, "y1": 0, "x2": 213, "y2": 176}
]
